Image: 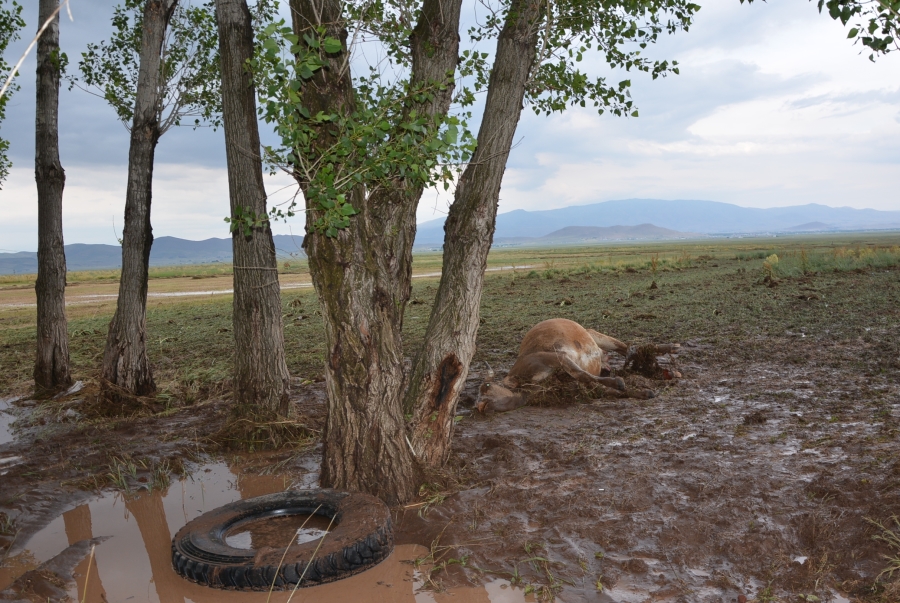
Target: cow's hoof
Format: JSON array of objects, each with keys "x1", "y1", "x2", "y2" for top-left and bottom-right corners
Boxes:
[{"x1": 615, "y1": 377, "x2": 626, "y2": 391}]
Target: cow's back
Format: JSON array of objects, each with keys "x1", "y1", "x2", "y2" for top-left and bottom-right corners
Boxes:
[{"x1": 518, "y1": 318, "x2": 596, "y2": 356}]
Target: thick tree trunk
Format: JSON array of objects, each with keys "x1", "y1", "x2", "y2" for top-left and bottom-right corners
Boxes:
[
  {"x1": 405, "y1": 0, "x2": 543, "y2": 466},
  {"x1": 216, "y1": 0, "x2": 290, "y2": 415},
  {"x1": 33, "y1": 0, "x2": 72, "y2": 392},
  {"x1": 100, "y1": 0, "x2": 177, "y2": 396},
  {"x1": 291, "y1": 0, "x2": 461, "y2": 505}
]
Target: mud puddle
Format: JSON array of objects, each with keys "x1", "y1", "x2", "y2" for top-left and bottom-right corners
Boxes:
[
  {"x1": 0, "y1": 396, "x2": 16, "y2": 446},
  {"x1": 0, "y1": 460, "x2": 528, "y2": 603},
  {"x1": 224, "y1": 513, "x2": 332, "y2": 549}
]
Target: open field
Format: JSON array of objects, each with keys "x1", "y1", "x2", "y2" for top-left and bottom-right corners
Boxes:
[{"x1": 1, "y1": 233, "x2": 900, "y2": 602}]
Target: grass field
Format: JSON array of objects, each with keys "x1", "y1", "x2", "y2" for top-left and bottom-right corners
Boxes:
[{"x1": 1, "y1": 232, "x2": 898, "y2": 401}]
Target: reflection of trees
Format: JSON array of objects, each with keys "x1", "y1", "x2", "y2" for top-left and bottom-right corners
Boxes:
[
  {"x1": 62, "y1": 505, "x2": 106, "y2": 603},
  {"x1": 125, "y1": 493, "x2": 185, "y2": 603},
  {"x1": 230, "y1": 463, "x2": 286, "y2": 501}
]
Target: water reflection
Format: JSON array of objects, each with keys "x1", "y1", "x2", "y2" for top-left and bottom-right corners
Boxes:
[
  {"x1": 62, "y1": 505, "x2": 105, "y2": 603},
  {"x1": 0, "y1": 461, "x2": 528, "y2": 603},
  {"x1": 0, "y1": 396, "x2": 18, "y2": 446},
  {"x1": 225, "y1": 514, "x2": 331, "y2": 549}
]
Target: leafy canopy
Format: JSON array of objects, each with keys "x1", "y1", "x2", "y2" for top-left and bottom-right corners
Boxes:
[
  {"x1": 72, "y1": 0, "x2": 221, "y2": 133},
  {"x1": 252, "y1": 0, "x2": 699, "y2": 236},
  {"x1": 251, "y1": 21, "x2": 474, "y2": 237},
  {"x1": 822, "y1": 0, "x2": 899, "y2": 59},
  {"x1": 0, "y1": 0, "x2": 25, "y2": 187}
]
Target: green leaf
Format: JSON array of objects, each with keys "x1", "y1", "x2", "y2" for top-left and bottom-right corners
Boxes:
[
  {"x1": 303, "y1": 33, "x2": 319, "y2": 48},
  {"x1": 323, "y1": 37, "x2": 343, "y2": 53},
  {"x1": 848, "y1": 27, "x2": 859, "y2": 38}
]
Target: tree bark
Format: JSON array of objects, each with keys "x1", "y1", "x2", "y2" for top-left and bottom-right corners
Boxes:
[
  {"x1": 33, "y1": 0, "x2": 72, "y2": 392},
  {"x1": 216, "y1": 0, "x2": 290, "y2": 415},
  {"x1": 290, "y1": 0, "x2": 461, "y2": 505},
  {"x1": 405, "y1": 0, "x2": 543, "y2": 466},
  {"x1": 101, "y1": 0, "x2": 177, "y2": 396}
]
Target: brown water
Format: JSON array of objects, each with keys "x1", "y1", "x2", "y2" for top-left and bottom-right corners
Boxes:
[
  {"x1": 0, "y1": 461, "x2": 529, "y2": 603},
  {"x1": 224, "y1": 512, "x2": 332, "y2": 549}
]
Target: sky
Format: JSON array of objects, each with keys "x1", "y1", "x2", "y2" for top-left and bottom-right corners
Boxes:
[{"x1": 1, "y1": 0, "x2": 899, "y2": 252}]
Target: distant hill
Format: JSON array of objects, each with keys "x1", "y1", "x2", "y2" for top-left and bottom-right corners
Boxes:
[
  {"x1": 0, "y1": 234, "x2": 306, "y2": 275},
  {"x1": 540, "y1": 224, "x2": 694, "y2": 241},
  {"x1": 474, "y1": 223, "x2": 696, "y2": 249},
  {"x1": 783, "y1": 221, "x2": 835, "y2": 232},
  {"x1": 414, "y1": 199, "x2": 900, "y2": 246}
]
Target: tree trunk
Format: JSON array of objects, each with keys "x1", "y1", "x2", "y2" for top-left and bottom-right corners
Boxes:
[
  {"x1": 33, "y1": 0, "x2": 72, "y2": 392},
  {"x1": 290, "y1": 0, "x2": 462, "y2": 505},
  {"x1": 216, "y1": 0, "x2": 290, "y2": 415},
  {"x1": 100, "y1": 0, "x2": 177, "y2": 396},
  {"x1": 405, "y1": 0, "x2": 543, "y2": 466}
]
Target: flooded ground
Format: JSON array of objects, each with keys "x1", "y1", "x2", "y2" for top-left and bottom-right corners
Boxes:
[
  {"x1": 2, "y1": 249, "x2": 900, "y2": 602},
  {"x1": 0, "y1": 459, "x2": 528, "y2": 603}
]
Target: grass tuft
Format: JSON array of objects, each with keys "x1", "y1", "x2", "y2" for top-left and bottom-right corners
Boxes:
[{"x1": 211, "y1": 405, "x2": 315, "y2": 452}]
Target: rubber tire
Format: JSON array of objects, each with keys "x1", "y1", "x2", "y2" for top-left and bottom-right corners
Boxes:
[{"x1": 171, "y1": 489, "x2": 393, "y2": 590}]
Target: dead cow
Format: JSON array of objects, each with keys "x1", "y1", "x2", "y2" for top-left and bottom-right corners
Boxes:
[{"x1": 476, "y1": 318, "x2": 679, "y2": 413}]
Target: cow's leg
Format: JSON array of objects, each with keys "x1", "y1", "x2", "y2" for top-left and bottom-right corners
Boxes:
[
  {"x1": 553, "y1": 353, "x2": 626, "y2": 391},
  {"x1": 587, "y1": 330, "x2": 629, "y2": 356},
  {"x1": 506, "y1": 352, "x2": 560, "y2": 386},
  {"x1": 653, "y1": 343, "x2": 681, "y2": 354}
]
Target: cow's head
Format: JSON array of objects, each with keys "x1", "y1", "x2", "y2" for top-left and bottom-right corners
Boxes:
[{"x1": 476, "y1": 369, "x2": 526, "y2": 413}]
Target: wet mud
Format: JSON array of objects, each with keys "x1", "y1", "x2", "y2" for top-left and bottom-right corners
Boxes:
[{"x1": 405, "y1": 340, "x2": 900, "y2": 602}]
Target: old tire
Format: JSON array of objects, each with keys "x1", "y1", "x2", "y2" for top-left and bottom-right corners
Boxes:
[{"x1": 171, "y1": 489, "x2": 393, "y2": 590}]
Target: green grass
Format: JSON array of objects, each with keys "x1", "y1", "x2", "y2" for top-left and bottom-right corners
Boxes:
[{"x1": 1, "y1": 233, "x2": 899, "y2": 403}]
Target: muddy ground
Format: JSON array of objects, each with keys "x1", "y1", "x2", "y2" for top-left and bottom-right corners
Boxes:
[{"x1": 2, "y1": 246, "x2": 900, "y2": 602}]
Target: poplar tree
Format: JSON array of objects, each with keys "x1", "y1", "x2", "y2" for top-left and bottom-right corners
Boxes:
[
  {"x1": 74, "y1": 0, "x2": 220, "y2": 396},
  {"x1": 254, "y1": 0, "x2": 699, "y2": 504},
  {"x1": 34, "y1": 0, "x2": 73, "y2": 391}
]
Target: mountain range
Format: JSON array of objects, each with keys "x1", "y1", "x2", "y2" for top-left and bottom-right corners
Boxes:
[
  {"x1": 0, "y1": 234, "x2": 306, "y2": 275},
  {"x1": 414, "y1": 199, "x2": 900, "y2": 246},
  {"x1": 3, "y1": 199, "x2": 899, "y2": 274},
  {"x1": 489, "y1": 224, "x2": 698, "y2": 247}
]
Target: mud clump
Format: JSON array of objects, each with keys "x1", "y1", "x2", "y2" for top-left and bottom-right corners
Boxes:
[
  {"x1": 624, "y1": 344, "x2": 670, "y2": 379},
  {"x1": 743, "y1": 410, "x2": 767, "y2": 425},
  {"x1": 620, "y1": 558, "x2": 650, "y2": 574},
  {"x1": 480, "y1": 435, "x2": 507, "y2": 451}
]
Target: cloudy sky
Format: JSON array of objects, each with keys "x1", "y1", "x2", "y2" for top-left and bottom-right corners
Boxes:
[{"x1": 1, "y1": 0, "x2": 899, "y2": 252}]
